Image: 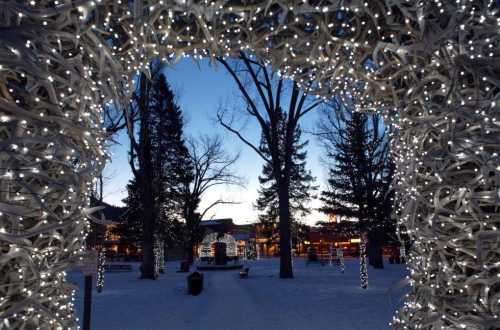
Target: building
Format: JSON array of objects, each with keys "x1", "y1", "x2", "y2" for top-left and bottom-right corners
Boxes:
[
  {"x1": 306, "y1": 228, "x2": 360, "y2": 258},
  {"x1": 101, "y1": 212, "x2": 366, "y2": 261}
]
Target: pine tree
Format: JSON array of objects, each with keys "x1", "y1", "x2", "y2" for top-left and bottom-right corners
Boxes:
[
  {"x1": 119, "y1": 178, "x2": 186, "y2": 253},
  {"x1": 318, "y1": 103, "x2": 394, "y2": 273},
  {"x1": 126, "y1": 64, "x2": 192, "y2": 277},
  {"x1": 255, "y1": 109, "x2": 317, "y2": 237},
  {"x1": 117, "y1": 179, "x2": 143, "y2": 247},
  {"x1": 149, "y1": 74, "x2": 193, "y2": 246},
  {"x1": 319, "y1": 111, "x2": 370, "y2": 223}
]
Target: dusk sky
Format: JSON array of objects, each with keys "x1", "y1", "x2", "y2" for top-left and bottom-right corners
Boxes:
[{"x1": 102, "y1": 58, "x2": 331, "y2": 225}]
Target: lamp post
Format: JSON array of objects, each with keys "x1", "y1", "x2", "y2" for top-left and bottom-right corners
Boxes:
[{"x1": 80, "y1": 250, "x2": 98, "y2": 330}]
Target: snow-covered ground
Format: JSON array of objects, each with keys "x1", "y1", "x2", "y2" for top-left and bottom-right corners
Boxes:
[{"x1": 68, "y1": 258, "x2": 409, "y2": 330}]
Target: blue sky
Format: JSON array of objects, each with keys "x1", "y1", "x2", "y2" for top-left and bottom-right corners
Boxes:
[{"x1": 102, "y1": 58, "x2": 330, "y2": 225}]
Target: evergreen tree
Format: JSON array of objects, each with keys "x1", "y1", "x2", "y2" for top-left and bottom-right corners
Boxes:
[
  {"x1": 319, "y1": 111, "x2": 370, "y2": 222},
  {"x1": 117, "y1": 179, "x2": 143, "y2": 248},
  {"x1": 255, "y1": 109, "x2": 317, "y2": 237},
  {"x1": 126, "y1": 64, "x2": 192, "y2": 277},
  {"x1": 149, "y1": 73, "x2": 193, "y2": 245},
  {"x1": 119, "y1": 177, "x2": 186, "y2": 252},
  {"x1": 318, "y1": 101, "x2": 394, "y2": 270}
]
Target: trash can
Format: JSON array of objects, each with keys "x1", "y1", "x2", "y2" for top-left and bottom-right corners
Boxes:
[{"x1": 187, "y1": 271, "x2": 203, "y2": 295}]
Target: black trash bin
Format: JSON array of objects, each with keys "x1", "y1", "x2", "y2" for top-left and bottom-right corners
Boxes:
[{"x1": 187, "y1": 271, "x2": 204, "y2": 295}]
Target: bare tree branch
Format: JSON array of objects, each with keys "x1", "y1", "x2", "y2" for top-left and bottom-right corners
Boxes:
[
  {"x1": 216, "y1": 109, "x2": 271, "y2": 163},
  {"x1": 199, "y1": 199, "x2": 241, "y2": 220}
]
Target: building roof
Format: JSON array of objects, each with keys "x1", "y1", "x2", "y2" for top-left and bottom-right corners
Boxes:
[
  {"x1": 199, "y1": 218, "x2": 233, "y2": 227},
  {"x1": 233, "y1": 224, "x2": 254, "y2": 231},
  {"x1": 102, "y1": 203, "x2": 126, "y2": 221},
  {"x1": 90, "y1": 197, "x2": 126, "y2": 222}
]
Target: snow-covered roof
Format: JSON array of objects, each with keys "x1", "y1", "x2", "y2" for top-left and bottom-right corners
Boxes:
[{"x1": 199, "y1": 218, "x2": 233, "y2": 227}]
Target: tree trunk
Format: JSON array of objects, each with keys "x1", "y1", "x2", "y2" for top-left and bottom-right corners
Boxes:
[
  {"x1": 367, "y1": 230, "x2": 384, "y2": 269},
  {"x1": 360, "y1": 234, "x2": 368, "y2": 289},
  {"x1": 277, "y1": 183, "x2": 293, "y2": 278},
  {"x1": 138, "y1": 73, "x2": 156, "y2": 280},
  {"x1": 139, "y1": 175, "x2": 156, "y2": 279},
  {"x1": 369, "y1": 230, "x2": 384, "y2": 269},
  {"x1": 186, "y1": 241, "x2": 195, "y2": 264},
  {"x1": 184, "y1": 206, "x2": 197, "y2": 264},
  {"x1": 367, "y1": 235, "x2": 375, "y2": 266}
]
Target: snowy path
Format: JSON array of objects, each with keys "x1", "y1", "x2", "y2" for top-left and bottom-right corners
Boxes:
[{"x1": 68, "y1": 258, "x2": 408, "y2": 330}]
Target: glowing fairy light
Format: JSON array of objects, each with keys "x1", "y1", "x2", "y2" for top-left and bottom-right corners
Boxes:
[
  {"x1": 96, "y1": 248, "x2": 105, "y2": 293},
  {"x1": 360, "y1": 234, "x2": 368, "y2": 289}
]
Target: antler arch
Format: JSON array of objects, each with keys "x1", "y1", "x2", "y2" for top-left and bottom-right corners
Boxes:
[{"x1": 0, "y1": 1, "x2": 499, "y2": 329}]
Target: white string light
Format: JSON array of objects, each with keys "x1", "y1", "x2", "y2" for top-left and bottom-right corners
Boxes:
[
  {"x1": 96, "y1": 248, "x2": 105, "y2": 293},
  {"x1": 158, "y1": 240, "x2": 165, "y2": 274},
  {"x1": 153, "y1": 239, "x2": 160, "y2": 278},
  {"x1": 360, "y1": 234, "x2": 368, "y2": 289}
]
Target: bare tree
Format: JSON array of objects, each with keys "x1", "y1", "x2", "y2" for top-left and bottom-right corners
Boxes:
[
  {"x1": 216, "y1": 52, "x2": 321, "y2": 278},
  {"x1": 182, "y1": 135, "x2": 242, "y2": 263}
]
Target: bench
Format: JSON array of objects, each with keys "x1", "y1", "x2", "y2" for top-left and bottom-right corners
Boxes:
[
  {"x1": 239, "y1": 267, "x2": 250, "y2": 278},
  {"x1": 104, "y1": 264, "x2": 133, "y2": 272}
]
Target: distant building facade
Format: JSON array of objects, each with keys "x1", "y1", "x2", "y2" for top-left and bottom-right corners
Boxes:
[{"x1": 100, "y1": 212, "x2": 367, "y2": 261}]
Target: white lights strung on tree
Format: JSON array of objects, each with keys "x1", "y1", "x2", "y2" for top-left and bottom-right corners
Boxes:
[
  {"x1": 0, "y1": 1, "x2": 499, "y2": 329},
  {"x1": 158, "y1": 240, "x2": 165, "y2": 274},
  {"x1": 336, "y1": 247, "x2": 345, "y2": 273},
  {"x1": 360, "y1": 235, "x2": 368, "y2": 289},
  {"x1": 153, "y1": 239, "x2": 161, "y2": 278},
  {"x1": 96, "y1": 248, "x2": 105, "y2": 293}
]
